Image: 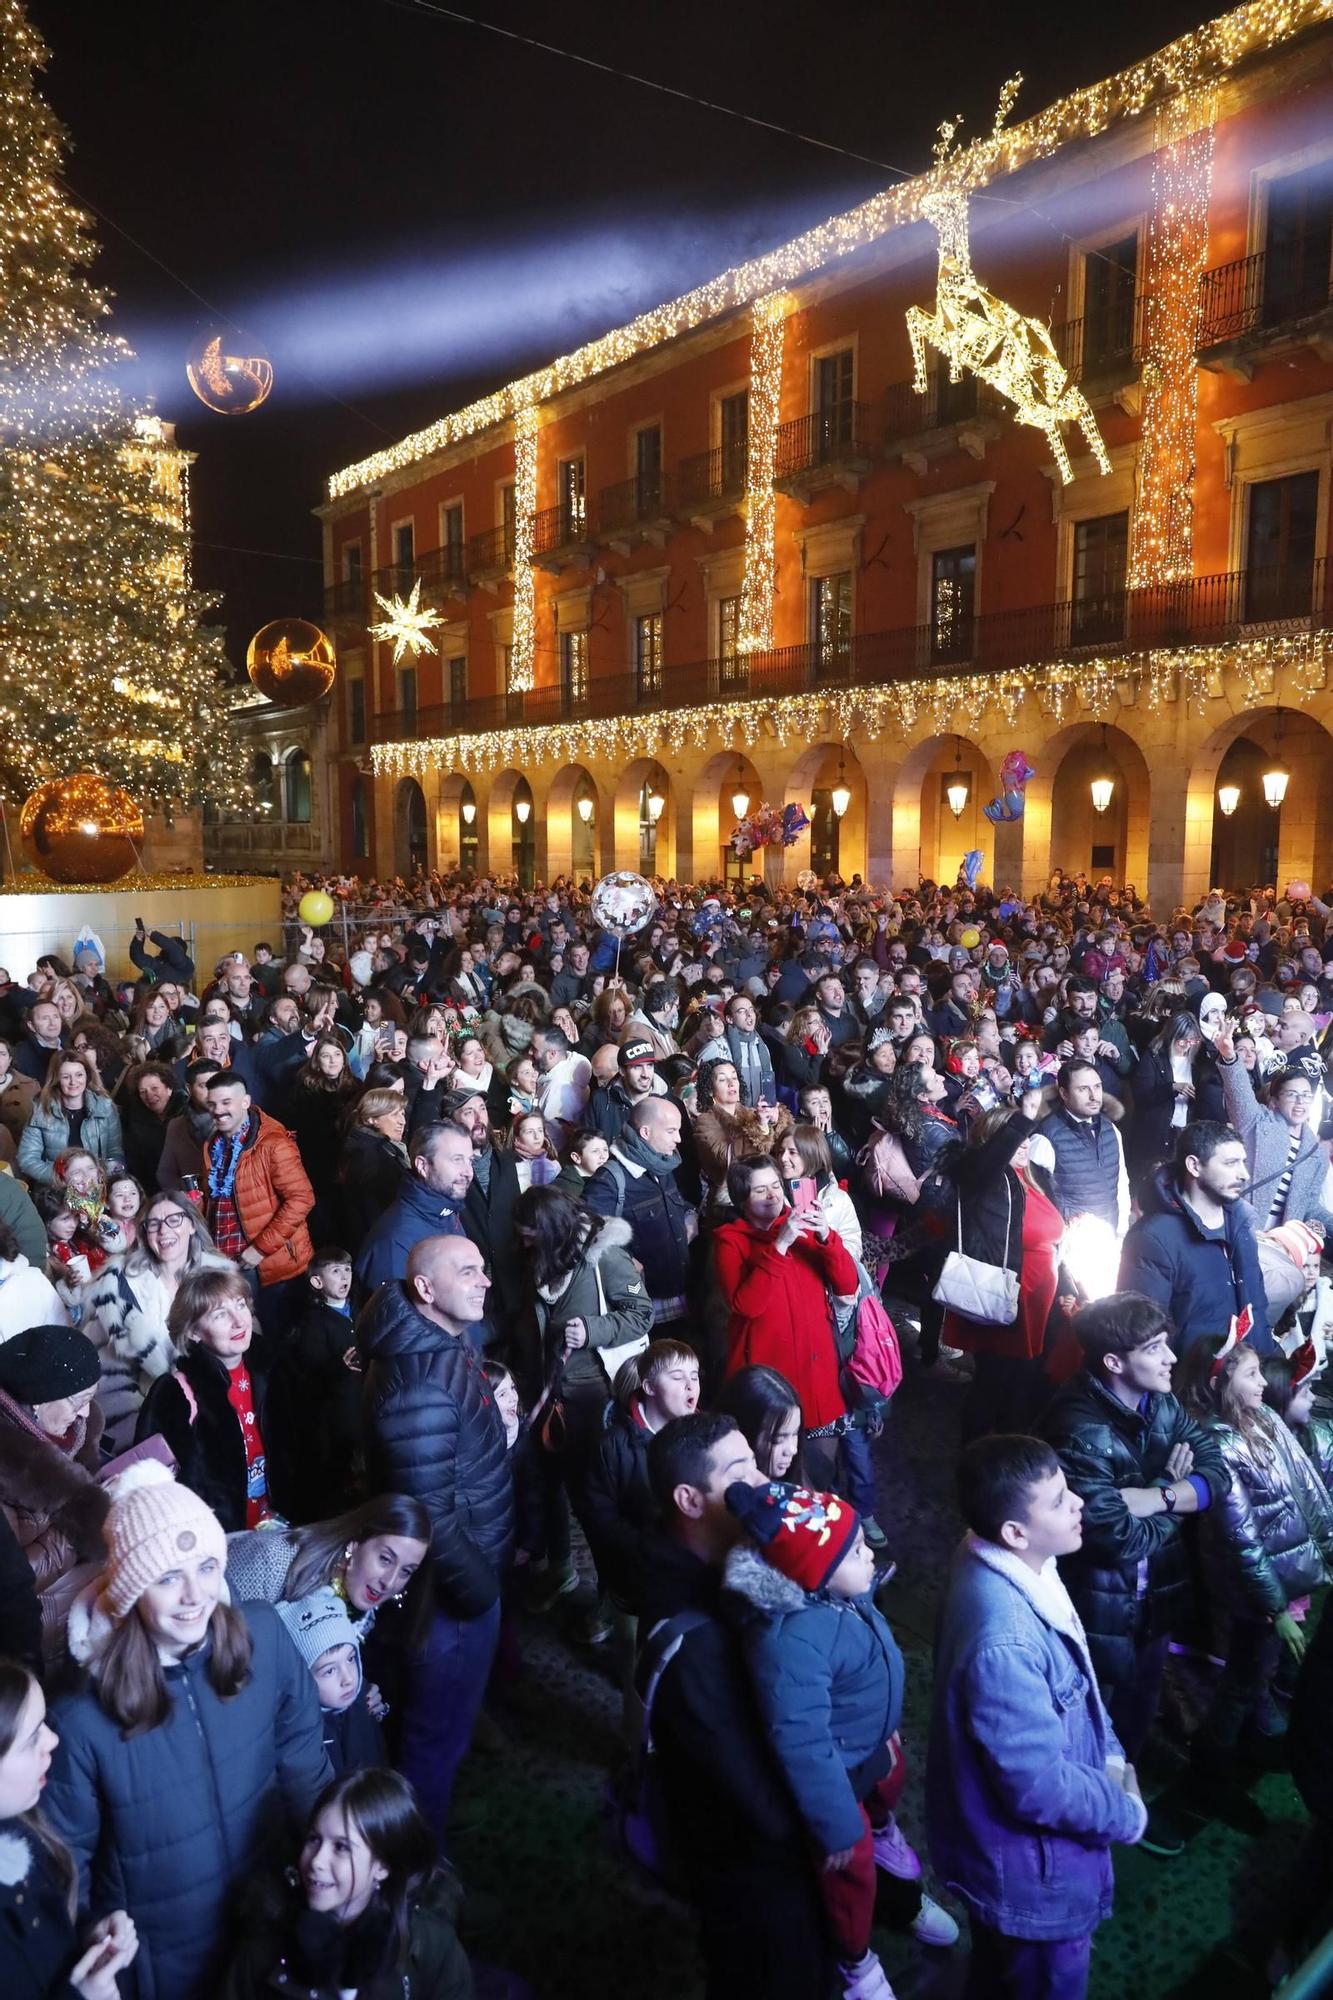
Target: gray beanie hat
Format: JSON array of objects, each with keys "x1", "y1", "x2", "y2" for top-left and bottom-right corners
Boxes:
[{"x1": 275, "y1": 1586, "x2": 363, "y2": 1698}]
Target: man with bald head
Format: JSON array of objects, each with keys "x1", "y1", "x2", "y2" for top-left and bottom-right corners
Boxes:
[{"x1": 359, "y1": 1231, "x2": 512, "y2": 1842}]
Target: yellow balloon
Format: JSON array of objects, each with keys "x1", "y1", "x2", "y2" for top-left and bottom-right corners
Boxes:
[
  {"x1": 298, "y1": 890, "x2": 335, "y2": 928},
  {"x1": 959, "y1": 926, "x2": 981, "y2": 949}
]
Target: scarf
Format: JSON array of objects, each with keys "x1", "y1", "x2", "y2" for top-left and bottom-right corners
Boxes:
[
  {"x1": 207, "y1": 1112, "x2": 256, "y2": 1198},
  {"x1": 615, "y1": 1126, "x2": 682, "y2": 1179}
]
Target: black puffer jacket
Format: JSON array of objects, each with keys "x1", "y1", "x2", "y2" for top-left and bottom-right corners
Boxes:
[
  {"x1": 579, "y1": 1400, "x2": 656, "y2": 1607},
  {"x1": 358, "y1": 1280, "x2": 513, "y2": 1618},
  {"x1": 1039, "y1": 1370, "x2": 1229, "y2": 1691}
]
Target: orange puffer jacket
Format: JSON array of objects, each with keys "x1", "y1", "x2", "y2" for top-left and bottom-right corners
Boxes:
[{"x1": 201, "y1": 1110, "x2": 314, "y2": 1283}]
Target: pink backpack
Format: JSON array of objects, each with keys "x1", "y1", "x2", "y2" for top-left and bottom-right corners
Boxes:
[{"x1": 848, "y1": 1292, "x2": 903, "y2": 1402}]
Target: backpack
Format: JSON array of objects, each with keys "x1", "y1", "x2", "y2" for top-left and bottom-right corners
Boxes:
[
  {"x1": 848, "y1": 1291, "x2": 904, "y2": 1404},
  {"x1": 618, "y1": 1608, "x2": 711, "y2": 1891},
  {"x1": 600, "y1": 1158, "x2": 629, "y2": 1218}
]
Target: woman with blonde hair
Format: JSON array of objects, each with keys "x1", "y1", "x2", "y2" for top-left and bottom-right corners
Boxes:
[
  {"x1": 16, "y1": 1054, "x2": 122, "y2": 1188},
  {"x1": 338, "y1": 1085, "x2": 409, "y2": 1248}
]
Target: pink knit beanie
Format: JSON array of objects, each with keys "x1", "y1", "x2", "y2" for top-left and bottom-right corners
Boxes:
[{"x1": 101, "y1": 1462, "x2": 228, "y2": 1619}]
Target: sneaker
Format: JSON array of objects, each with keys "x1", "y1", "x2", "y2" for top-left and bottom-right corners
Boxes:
[
  {"x1": 576, "y1": 1599, "x2": 614, "y2": 1646},
  {"x1": 910, "y1": 1894, "x2": 960, "y2": 1948},
  {"x1": 838, "y1": 1950, "x2": 897, "y2": 2000},
  {"x1": 872, "y1": 1814, "x2": 921, "y2": 1880},
  {"x1": 1139, "y1": 1802, "x2": 1186, "y2": 1858},
  {"x1": 525, "y1": 1561, "x2": 579, "y2": 1614},
  {"x1": 863, "y1": 1519, "x2": 890, "y2": 1554}
]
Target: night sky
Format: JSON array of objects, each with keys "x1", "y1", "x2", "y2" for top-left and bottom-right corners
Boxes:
[{"x1": 29, "y1": 0, "x2": 1207, "y2": 668}]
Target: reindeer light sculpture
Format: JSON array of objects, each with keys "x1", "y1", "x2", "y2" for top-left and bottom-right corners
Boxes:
[{"x1": 906, "y1": 80, "x2": 1110, "y2": 486}]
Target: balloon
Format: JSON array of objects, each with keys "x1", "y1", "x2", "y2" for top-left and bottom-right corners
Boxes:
[
  {"x1": 960, "y1": 925, "x2": 981, "y2": 948},
  {"x1": 961, "y1": 851, "x2": 984, "y2": 893},
  {"x1": 298, "y1": 890, "x2": 335, "y2": 927},
  {"x1": 591, "y1": 870, "x2": 657, "y2": 939},
  {"x1": 1001, "y1": 751, "x2": 1036, "y2": 793}
]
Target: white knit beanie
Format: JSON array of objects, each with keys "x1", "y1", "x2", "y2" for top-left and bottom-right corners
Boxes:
[
  {"x1": 100, "y1": 1461, "x2": 229, "y2": 1620},
  {"x1": 275, "y1": 1586, "x2": 363, "y2": 1696}
]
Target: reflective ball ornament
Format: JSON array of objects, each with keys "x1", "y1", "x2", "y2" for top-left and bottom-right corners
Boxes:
[
  {"x1": 186, "y1": 329, "x2": 274, "y2": 415},
  {"x1": 20, "y1": 775, "x2": 144, "y2": 884},
  {"x1": 590, "y1": 870, "x2": 657, "y2": 939},
  {"x1": 246, "y1": 619, "x2": 336, "y2": 705},
  {"x1": 298, "y1": 890, "x2": 335, "y2": 928}
]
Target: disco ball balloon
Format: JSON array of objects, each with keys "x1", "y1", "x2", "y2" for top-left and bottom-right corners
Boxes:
[
  {"x1": 186, "y1": 329, "x2": 274, "y2": 415},
  {"x1": 590, "y1": 870, "x2": 657, "y2": 939},
  {"x1": 20, "y1": 774, "x2": 144, "y2": 884},
  {"x1": 246, "y1": 619, "x2": 337, "y2": 706}
]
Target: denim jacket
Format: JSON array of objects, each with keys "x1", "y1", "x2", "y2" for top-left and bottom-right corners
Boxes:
[{"x1": 927, "y1": 1538, "x2": 1144, "y2": 1941}]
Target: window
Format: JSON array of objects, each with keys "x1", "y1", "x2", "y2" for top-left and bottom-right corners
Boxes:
[
  {"x1": 560, "y1": 629, "x2": 589, "y2": 709},
  {"x1": 284, "y1": 748, "x2": 312, "y2": 824},
  {"x1": 350, "y1": 775, "x2": 367, "y2": 857},
  {"x1": 343, "y1": 542, "x2": 363, "y2": 582},
  {"x1": 1071, "y1": 511, "x2": 1128, "y2": 644},
  {"x1": 252, "y1": 750, "x2": 277, "y2": 816},
  {"x1": 634, "y1": 425, "x2": 663, "y2": 513},
  {"x1": 635, "y1": 612, "x2": 663, "y2": 697},
  {"x1": 1262, "y1": 160, "x2": 1333, "y2": 327},
  {"x1": 718, "y1": 593, "x2": 747, "y2": 689},
  {"x1": 720, "y1": 391, "x2": 748, "y2": 487},
  {"x1": 811, "y1": 571, "x2": 853, "y2": 672},
  {"x1": 815, "y1": 348, "x2": 854, "y2": 452},
  {"x1": 399, "y1": 667, "x2": 418, "y2": 734},
  {"x1": 447, "y1": 656, "x2": 467, "y2": 710},
  {"x1": 1245, "y1": 470, "x2": 1319, "y2": 619},
  {"x1": 348, "y1": 678, "x2": 366, "y2": 745},
  {"x1": 442, "y1": 502, "x2": 464, "y2": 583},
  {"x1": 930, "y1": 546, "x2": 975, "y2": 663},
  {"x1": 558, "y1": 457, "x2": 587, "y2": 536},
  {"x1": 501, "y1": 483, "x2": 516, "y2": 561},
  {"x1": 392, "y1": 521, "x2": 414, "y2": 593},
  {"x1": 1082, "y1": 231, "x2": 1138, "y2": 373}
]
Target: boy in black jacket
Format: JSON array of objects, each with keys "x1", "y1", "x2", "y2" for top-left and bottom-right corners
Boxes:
[{"x1": 266, "y1": 1249, "x2": 363, "y2": 1523}]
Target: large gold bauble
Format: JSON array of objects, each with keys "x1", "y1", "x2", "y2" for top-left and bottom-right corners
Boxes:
[
  {"x1": 20, "y1": 775, "x2": 144, "y2": 884},
  {"x1": 246, "y1": 619, "x2": 337, "y2": 706},
  {"x1": 186, "y1": 329, "x2": 274, "y2": 415}
]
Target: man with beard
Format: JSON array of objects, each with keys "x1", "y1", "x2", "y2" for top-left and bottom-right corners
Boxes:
[{"x1": 1118, "y1": 1120, "x2": 1270, "y2": 1355}]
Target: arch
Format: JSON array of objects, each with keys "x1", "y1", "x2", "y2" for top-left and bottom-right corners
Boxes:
[
  {"x1": 614, "y1": 757, "x2": 674, "y2": 877},
  {"x1": 547, "y1": 763, "x2": 601, "y2": 882},
  {"x1": 891, "y1": 734, "x2": 996, "y2": 890},
  {"x1": 1022, "y1": 722, "x2": 1150, "y2": 897},
  {"x1": 437, "y1": 769, "x2": 480, "y2": 873},
  {"x1": 1185, "y1": 705, "x2": 1333, "y2": 903},
  {"x1": 785, "y1": 741, "x2": 868, "y2": 887},
  {"x1": 393, "y1": 776, "x2": 427, "y2": 878},
  {"x1": 693, "y1": 747, "x2": 763, "y2": 888},
  {"x1": 283, "y1": 746, "x2": 312, "y2": 825}
]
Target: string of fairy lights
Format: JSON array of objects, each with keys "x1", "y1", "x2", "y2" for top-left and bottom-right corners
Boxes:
[{"x1": 736, "y1": 293, "x2": 786, "y2": 655}]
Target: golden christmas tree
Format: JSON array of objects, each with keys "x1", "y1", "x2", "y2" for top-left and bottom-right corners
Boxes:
[{"x1": 0, "y1": 0, "x2": 248, "y2": 812}]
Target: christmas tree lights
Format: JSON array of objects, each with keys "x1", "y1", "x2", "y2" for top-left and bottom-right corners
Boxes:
[{"x1": 0, "y1": 1, "x2": 248, "y2": 813}]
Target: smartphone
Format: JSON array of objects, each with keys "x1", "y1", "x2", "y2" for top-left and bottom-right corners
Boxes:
[{"x1": 790, "y1": 1176, "x2": 818, "y2": 1213}]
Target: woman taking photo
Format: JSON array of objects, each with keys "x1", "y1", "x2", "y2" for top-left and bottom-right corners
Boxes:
[
  {"x1": 339, "y1": 1087, "x2": 409, "y2": 1250},
  {"x1": 1129, "y1": 1010, "x2": 1225, "y2": 1180},
  {"x1": 16, "y1": 1055, "x2": 123, "y2": 1188},
  {"x1": 83, "y1": 1192, "x2": 230, "y2": 1454},
  {"x1": 775, "y1": 1124, "x2": 863, "y2": 1262},
  {"x1": 0, "y1": 1660, "x2": 139, "y2": 1998},
  {"x1": 45, "y1": 1463, "x2": 330, "y2": 1999},
  {"x1": 0, "y1": 1327, "x2": 108, "y2": 1663},
  {"x1": 221, "y1": 1768, "x2": 473, "y2": 2000}
]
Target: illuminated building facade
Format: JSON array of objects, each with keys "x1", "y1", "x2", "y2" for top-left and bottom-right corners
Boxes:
[{"x1": 317, "y1": 2, "x2": 1333, "y2": 905}]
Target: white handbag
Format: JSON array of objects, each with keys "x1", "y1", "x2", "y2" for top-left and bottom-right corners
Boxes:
[
  {"x1": 589, "y1": 1254, "x2": 651, "y2": 1386},
  {"x1": 932, "y1": 1181, "x2": 1020, "y2": 1326}
]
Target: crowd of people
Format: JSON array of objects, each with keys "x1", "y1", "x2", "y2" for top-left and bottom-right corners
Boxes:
[{"x1": 0, "y1": 861, "x2": 1332, "y2": 1999}]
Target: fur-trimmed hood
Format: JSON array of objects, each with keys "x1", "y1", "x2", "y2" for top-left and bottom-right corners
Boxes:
[
  {"x1": 585, "y1": 1216, "x2": 634, "y2": 1263},
  {"x1": 723, "y1": 1538, "x2": 808, "y2": 1617},
  {"x1": 0, "y1": 1390, "x2": 108, "y2": 1554}
]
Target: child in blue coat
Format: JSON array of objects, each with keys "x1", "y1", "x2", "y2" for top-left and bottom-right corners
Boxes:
[{"x1": 724, "y1": 1479, "x2": 955, "y2": 2000}]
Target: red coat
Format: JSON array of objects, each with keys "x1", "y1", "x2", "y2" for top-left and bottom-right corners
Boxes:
[
  {"x1": 714, "y1": 1216, "x2": 857, "y2": 1429},
  {"x1": 201, "y1": 1110, "x2": 314, "y2": 1285}
]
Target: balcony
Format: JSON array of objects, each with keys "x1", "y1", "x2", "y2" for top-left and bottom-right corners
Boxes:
[
  {"x1": 467, "y1": 523, "x2": 516, "y2": 590},
  {"x1": 371, "y1": 561, "x2": 417, "y2": 606},
  {"x1": 773, "y1": 403, "x2": 875, "y2": 500},
  {"x1": 595, "y1": 472, "x2": 674, "y2": 552},
  {"x1": 322, "y1": 575, "x2": 367, "y2": 639},
  {"x1": 1198, "y1": 247, "x2": 1333, "y2": 376},
  {"x1": 529, "y1": 501, "x2": 595, "y2": 574},
  {"x1": 1048, "y1": 294, "x2": 1148, "y2": 399},
  {"x1": 367, "y1": 559, "x2": 1331, "y2": 747},
  {"x1": 413, "y1": 543, "x2": 468, "y2": 607},
  {"x1": 884, "y1": 375, "x2": 1005, "y2": 471},
  {"x1": 676, "y1": 442, "x2": 748, "y2": 529}
]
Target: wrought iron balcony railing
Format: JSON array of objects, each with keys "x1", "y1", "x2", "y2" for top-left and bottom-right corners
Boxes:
[
  {"x1": 466, "y1": 523, "x2": 516, "y2": 574},
  {"x1": 530, "y1": 501, "x2": 592, "y2": 560},
  {"x1": 773, "y1": 402, "x2": 875, "y2": 481},
  {"x1": 1048, "y1": 292, "x2": 1149, "y2": 382},
  {"x1": 1198, "y1": 245, "x2": 1333, "y2": 348},
  {"x1": 595, "y1": 471, "x2": 673, "y2": 539},
  {"x1": 884, "y1": 373, "x2": 1006, "y2": 443},
  {"x1": 367, "y1": 559, "x2": 1330, "y2": 746},
  {"x1": 322, "y1": 576, "x2": 366, "y2": 627},
  {"x1": 677, "y1": 441, "x2": 749, "y2": 509},
  {"x1": 413, "y1": 543, "x2": 468, "y2": 600}
]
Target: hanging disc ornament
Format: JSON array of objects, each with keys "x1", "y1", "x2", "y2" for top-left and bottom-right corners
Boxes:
[
  {"x1": 246, "y1": 619, "x2": 337, "y2": 706},
  {"x1": 20, "y1": 775, "x2": 143, "y2": 884},
  {"x1": 590, "y1": 870, "x2": 657, "y2": 939},
  {"x1": 186, "y1": 329, "x2": 274, "y2": 415}
]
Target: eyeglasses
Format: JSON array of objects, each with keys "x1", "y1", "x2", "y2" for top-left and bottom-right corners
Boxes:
[{"x1": 146, "y1": 1212, "x2": 189, "y2": 1235}]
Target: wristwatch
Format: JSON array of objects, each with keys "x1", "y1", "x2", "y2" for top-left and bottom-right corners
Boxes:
[{"x1": 1160, "y1": 1484, "x2": 1178, "y2": 1515}]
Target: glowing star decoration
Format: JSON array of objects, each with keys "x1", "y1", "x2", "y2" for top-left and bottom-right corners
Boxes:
[
  {"x1": 907, "y1": 82, "x2": 1109, "y2": 485},
  {"x1": 185, "y1": 331, "x2": 274, "y2": 416},
  {"x1": 738, "y1": 294, "x2": 787, "y2": 655},
  {"x1": 369, "y1": 578, "x2": 444, "y2": 667}
]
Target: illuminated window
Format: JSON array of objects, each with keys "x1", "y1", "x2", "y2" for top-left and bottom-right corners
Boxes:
[
  {"x1": 1072, "y1": 512, "x2": 1128, "y2": 644},
  {"x1": 718, "y1": 593, "x2": 747, "y2": 689},
  {"x1": 930, "y1": 546, "x2": 975, "y2": 664},
  {"x1": 815, "y1": 349, "x2": 854, "y2": 452},
  {"x1": 559, "y1": 457, "x2": 587, "y2": 536},
  {"x1": 447, "y1": 656, "x2": 467, "y2": 710},
  {"x1": 720, "y1": 391, "x2": 748, "y2": 487},
  {"x1": 812, "y1": 571, "x2": 853, "y2": 669},
  {"x1": 561, "y1": 629, "x2": 588, "y2": 707},
  {"x1": 635, "y1": 613, "x2": 663, "y2": 697}
]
